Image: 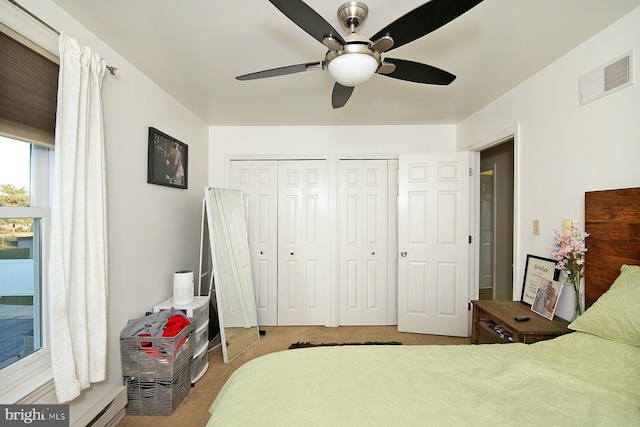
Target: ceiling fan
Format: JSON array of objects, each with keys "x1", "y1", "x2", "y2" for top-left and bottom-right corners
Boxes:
[{"x1": 236, "y1": 0, "x2": 484, "y2": 108}]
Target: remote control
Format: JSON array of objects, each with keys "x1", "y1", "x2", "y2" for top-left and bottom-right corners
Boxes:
[{"x1": 514, "y1": 315, "x2": 530, "y2": 322}]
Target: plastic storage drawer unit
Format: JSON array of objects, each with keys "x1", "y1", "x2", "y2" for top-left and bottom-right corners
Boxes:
[
  {"x1": 153, "y1": 296, "x2": 210, "y2": 383},
  {"x1": 154, "y1": 296, "x2": 209, "y2": 330}
]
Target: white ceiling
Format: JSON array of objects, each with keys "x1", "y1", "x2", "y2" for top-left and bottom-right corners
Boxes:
[{"x1": 49, "y1": 0, "x2": 640, "y2": 126}]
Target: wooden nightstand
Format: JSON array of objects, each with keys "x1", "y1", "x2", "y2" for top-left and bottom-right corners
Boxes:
[{"x1": 471, "y1": 300, "x2": 572, "y2": 344}]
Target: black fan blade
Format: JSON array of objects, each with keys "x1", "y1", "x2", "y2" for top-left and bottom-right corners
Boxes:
[
  {"x1": 332, "y1": 83, "x2": 354, "y2": 109},
  {"x1": 370, "y1": 0, "x2": 483, "y2": 52},
  {"x1": 380, "y1": 58, "x2": 456, "y2": 85},
  {"x1": 269, "y1": 0, "x2": 346, "y2": 46},
  {"x1": 236, "y1": 62, "x2": 322, "y2": 81}
]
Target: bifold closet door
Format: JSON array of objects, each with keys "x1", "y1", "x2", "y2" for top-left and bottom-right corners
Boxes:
[
  {"x1": 338, "y1": 160, "x2": 389, "y2": 325},
  {"x1": 229, "y1": 161, "x2": 278, "y2": 326},
  {"x1": 278, "y1": 160, "x2": 329, "y2": 326}
]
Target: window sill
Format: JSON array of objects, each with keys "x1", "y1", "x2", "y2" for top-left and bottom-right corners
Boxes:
[
  {"x1": 0, "y1": 351, "x2": 54, "y2": 404},
  {"x1": 14, "y1": 368, "x2": 55, "y2": 404}
]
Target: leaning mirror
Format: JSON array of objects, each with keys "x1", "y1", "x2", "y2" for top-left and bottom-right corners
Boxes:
[{"x1": 205, "y1": 187, "x2": 259, "y2": 362}]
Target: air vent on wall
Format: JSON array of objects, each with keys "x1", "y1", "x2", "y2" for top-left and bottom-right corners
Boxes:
[{"x1": 579, "y1": 50, "x2": 633, "y2": 106}]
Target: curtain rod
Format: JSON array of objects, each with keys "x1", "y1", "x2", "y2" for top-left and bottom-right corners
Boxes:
[{"x1": 8, "y1": 0, "x2": 119, "y2": 76}]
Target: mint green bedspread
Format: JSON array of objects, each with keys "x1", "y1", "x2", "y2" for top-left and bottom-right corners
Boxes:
[{"x1": 208, "y1": 332, "x2": 640, "y2": 426}]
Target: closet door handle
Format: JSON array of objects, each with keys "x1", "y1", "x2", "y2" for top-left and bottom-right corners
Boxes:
[
  {"x1": 401, "y1": 251, "x2": 407, "y2": 257},
  {"x1": 260, "y1": 251, "x2": 264, "y2": 255},
  {"x1": 290, "y1": 252, "x2": 294, "y2": 255},
  {"x1": 371, "y1": 251, "x2": 375, "y2": 255}
]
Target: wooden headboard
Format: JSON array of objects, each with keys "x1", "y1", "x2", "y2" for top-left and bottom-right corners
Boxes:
[{"x1": 584, "y1": 187, "x2": 640, "y2": 308}]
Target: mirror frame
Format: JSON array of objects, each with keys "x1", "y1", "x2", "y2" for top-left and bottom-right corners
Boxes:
[{"x1": 204, "y1": 187, "x2": 260, "y2": 362}]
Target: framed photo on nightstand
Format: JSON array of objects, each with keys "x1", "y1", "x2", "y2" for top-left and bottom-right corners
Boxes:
[
  {"x1": 531, "y1": 278, "x2": 563, "y2": 320},
  {"x1": 521, "y1": 254, "x2": 559, "y2": 306}
]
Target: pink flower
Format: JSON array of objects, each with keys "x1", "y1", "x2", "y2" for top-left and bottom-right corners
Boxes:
[{"x1": 551, "y1": 224, "x2": 589, "y2": 281}]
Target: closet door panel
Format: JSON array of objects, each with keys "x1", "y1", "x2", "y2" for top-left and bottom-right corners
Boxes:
[
  {"x1": 339, "y1": 161, "x2": 364, "y2": 324},
  {"x1": 305, "y1": 259, "x2": 319, "y2": 308},
  {"x1": 278, "y1": 160, "x2": 329, "y2": 326},
  {"x1": 283, "y1": 259, "x2": 300, "y2": 322},
  {"x1": 300, "y1": 162, "x2": 329, "y2": 325},
  {"x1": 366, "y1": 259, "x2": 381, "y2": 309},
  {"x1": 278, "y1": 185, "x2": 302, "y2": 325},
  {"x1": 253, "y1": 165, "x2": 278, "y2": 326},
  {"x1": 346, "y1": 260, "x2": 359, "y2": 310},
  {"x1": 339, "y1": 160, "x2": 388, "y2": 326},
  {"x1": 363, "y1": 161, "x2": 388, "y2": 325},
  {"x1": 229, "y1": 161, "x2": 278, "y2": 326}
]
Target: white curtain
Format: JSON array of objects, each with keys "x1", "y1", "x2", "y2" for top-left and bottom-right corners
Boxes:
[{"x1": 48, "y1": 34, "x2": 108, "y2": 403}]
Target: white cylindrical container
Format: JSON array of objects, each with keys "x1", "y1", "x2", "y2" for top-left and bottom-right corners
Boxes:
[{"x1": 172, "y1": 270, "x2": 194, "y2": 305}]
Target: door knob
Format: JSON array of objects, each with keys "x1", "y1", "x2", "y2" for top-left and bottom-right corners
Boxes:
[
  {"x1": 371, "y1": 251, "x2": 375, "y2": 255},
  {"x1": 260, "y1": 251, "x2": 264, "y2": 254},
  {"x1": 290, "y1": 252, "x2": 294, "y2": 255},
  {"x1": 401, "y1": 251, "x2": 407, "y2": 257}
]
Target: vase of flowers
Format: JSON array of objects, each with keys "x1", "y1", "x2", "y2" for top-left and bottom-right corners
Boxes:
[{"x1": 551, "y1": 223, "x2": 589, "y2": 320}]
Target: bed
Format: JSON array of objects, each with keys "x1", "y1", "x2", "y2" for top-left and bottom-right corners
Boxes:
[{"x1": 207, "y1": 188, "x2": 640, "y2": 426}]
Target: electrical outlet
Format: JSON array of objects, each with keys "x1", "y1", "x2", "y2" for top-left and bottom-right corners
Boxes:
[{"x1": 533, "y1": 220, "x2": 540, "y2": 235}]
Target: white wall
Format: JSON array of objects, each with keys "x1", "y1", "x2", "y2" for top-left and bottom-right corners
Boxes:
[
  {"x1": 458, "y1": 6, "x2": 640, "y2": 319},
  {"x1": 209, "y1": 125, "x2": 456, "y2": 186},
  {"x1": 7, "y1": 1, "x2": 209, "y2": 423}
]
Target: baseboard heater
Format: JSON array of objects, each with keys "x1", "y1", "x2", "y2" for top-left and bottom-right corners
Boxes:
[{"x1": 72, "y1": 386, "x2": 127, "y2": 427}]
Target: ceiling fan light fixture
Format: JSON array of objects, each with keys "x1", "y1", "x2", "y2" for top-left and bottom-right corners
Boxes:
[
  {"x1": 328, "y1": 53, "x2": 378, "y2": 86},
  {"x1": 325, "y1": 44, "x2": 381, "y2": 86},
  {"x1": 241, "y1": 0, "x2": 482, "y2": 107}
]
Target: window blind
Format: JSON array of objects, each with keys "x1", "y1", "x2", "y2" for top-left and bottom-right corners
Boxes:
[{"x1": 0, "y1": 29, "x2": 58, "y2": 146}]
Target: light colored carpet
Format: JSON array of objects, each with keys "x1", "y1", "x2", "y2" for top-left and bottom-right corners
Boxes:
[{"x1": 116, "y1": 325, "x2": 470, "y2": 427}]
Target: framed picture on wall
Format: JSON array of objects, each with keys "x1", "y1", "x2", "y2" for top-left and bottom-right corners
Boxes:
[
  {"x1": 531, "y1": 277, "x2": 563, "y2": 320},
  {"x1": 520, "y1": 254, "x2": 559, "y2": 306},
  {"x1": 147, "y1": 127, "x2": 188, "y2": 189}
]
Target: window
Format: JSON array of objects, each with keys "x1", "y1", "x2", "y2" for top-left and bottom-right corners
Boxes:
[
  {"x1": 0, "y1": 19, "x2": 57, "y2": 400},
  {"x1": 0, "y1": 136, "x2": 52, "y2": 394},
  {"x1": 0, "y1": 138, "x2": 36, "y2": 368}
]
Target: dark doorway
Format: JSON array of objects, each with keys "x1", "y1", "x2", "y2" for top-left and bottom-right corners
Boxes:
[{"x1": 479, "y1": 139, "x2": 514, "y2": 300}]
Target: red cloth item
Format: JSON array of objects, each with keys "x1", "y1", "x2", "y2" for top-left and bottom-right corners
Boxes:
[
  {"x1": 162, "y1": 315, "x2": 191, "y2": 351},
  {"x1": 162, "y1": 315, "x2": 191, "y2": 337}
]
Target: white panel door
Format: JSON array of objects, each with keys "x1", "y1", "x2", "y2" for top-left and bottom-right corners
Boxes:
[
  {"x1": 398, "y1": 152, "x2": 470, "y2": 336},
  {"x1": 338, "y1": 160, "x2": 388, "y2": 325},
  {"x1": 278, "y1": 160, "x2": 329, "y2": 326},
  {"x1": 229, "y1": 161, "x2": 278, "y2": 326}
]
